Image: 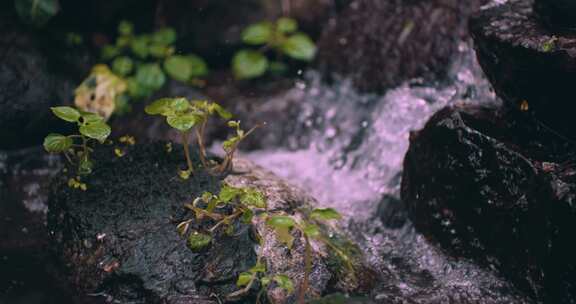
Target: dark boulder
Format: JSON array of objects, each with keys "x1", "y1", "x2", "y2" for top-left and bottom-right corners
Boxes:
[
  {"x1": 317, "y1": 0, "x2": 487, "y2": 93},
  {"x1": 470, "y1": 0, "x2": 576, "y2": 140},
  {"x1": 402, "y1": 103, "x2": 576, "y2": 303},
  {"x1": 533, "y1": 0, "x2": 576, "y2": 31},
  {"x1": 48, "y1": 143, "x2": 372, "y2": 303}
]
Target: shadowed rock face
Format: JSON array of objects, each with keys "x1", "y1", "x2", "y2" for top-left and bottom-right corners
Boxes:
[
  {"x1": 402, "y1": 104, "x2": 576, "y2": 303},
  {"x1": 47, "y1": 143, "x2": 371, "y2": 304},
  {"x1": 470, "y1": 0, "x2": 576, "y2": 140},
  {"x1": 0, "y1": 21, "x2": 92, "y2": 150},
  {"x1": 534, "y1": 0, "x2": 576, "y2": 30},
  {"x1": 316, "y1": 0, "x2": 486, "y2": 93}
]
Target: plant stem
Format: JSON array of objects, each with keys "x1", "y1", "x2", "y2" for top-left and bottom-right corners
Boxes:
[
  {"x1": 298, "y1": 234, "x2": 312, "y2": 304},
  {"x1": 209, "y1": 210, "x2": 242, "y2": 233},
  {"x1": 195, "y1": 119, "x2": 209, "y2": 168},
  {"x1": 181, "y1": 131, "x2": 194, "y2": 173}
]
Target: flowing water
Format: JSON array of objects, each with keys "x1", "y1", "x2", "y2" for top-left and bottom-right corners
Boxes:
[{"x1": 241, "y1": 42, "x2": 533, "y2": 303}]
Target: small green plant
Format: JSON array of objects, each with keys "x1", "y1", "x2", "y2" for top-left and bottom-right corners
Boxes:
[
  {"x1": 177, "y1": 183, "x2": 354, "y2": 303},
  {"x1": 43, "y1": 106, "x2": 111, "y2": 176},
  {"x1": 232, "y1": 17, "x2": 316, "y2": 79},
  {"x1": 15, "y1": 0, "x2": 59, "y2": 27},
  {"x1": 542, "y1": 36, "x2": 558, "y2": 52},
  {"x1": 76, "y1": 21, "x2": 208, "y2": 115},
  {"x1": 145, "y1": 97, "x2": 261, "y2": 178}
]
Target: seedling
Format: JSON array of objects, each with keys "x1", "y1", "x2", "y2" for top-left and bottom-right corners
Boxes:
[
  {"x1": 43, "y1": 106, "x2": 111, "y2": 176},
  {"x1": 145, "y1": 97, "x2": 261, "y2": 178},
  {"x1": 233, "y1": 17, "x2": 316, "y2": 79},
  {"x1": 76, "y1": 21, "x2": 208, "y2": 115},
  {"x1": 177, "y1": 183, "x2": 355, "y2": 303}
]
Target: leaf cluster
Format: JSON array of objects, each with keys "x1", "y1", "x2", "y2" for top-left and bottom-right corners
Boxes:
[
  {"x1": 84, "y1": 21, "x2": 208, "y2": 114},
  {"x1": 43, "y1": 106, "x2": 111, "y2": 176},
  {"x1": 177, "y1": 182, "x2": 354, "y2": 303},
  {"x1": 145, "y1": 97, "x2": 261, "y2": 177},
  {"x1": 233, "y1": 17, "x2": 316, "y2": 79}
]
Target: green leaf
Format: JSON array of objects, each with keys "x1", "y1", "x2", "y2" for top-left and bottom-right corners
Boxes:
[
  {"x1": 212, "y1": 103, "x2": 232, "y2": 120},
  {"x1": 303, "y1": 224, "x2": 321, "y2": 239},
  {"x1": 236, "y1": 272, "x2": 252, "y2": 287},
  {"x1": 273, "y1": 274, "x2": 294, "y2": 293},
  {"x1": 118, "y1": 20, "x2": 133, "y2": 36},
  {"x1": 219, "y1": 185, "x2": 242, "y2": 203},
  {"x1": 170, "y1": 97, "x2": 191, "y2": 112},
  {"x1": 51, "y1": 106, "x2": 80, "y2": 122},
  {"x1": 43, "y1": 133, "x2": 72, "y2": 152},
  {"x1": 274, "y1": 226, "x2": 294, "y2": 249},
  {"x1": 250, "y1": 262, "x2": 266, "y2": 273},
  {"x1": 145, "y1": 98, "x2": 172, "y2": 115},
  {"x1": 149, "y1": 43, "x2": 170, "y2": 58},
  {"x1": 112, "y1": 56, "x2": 133, "y2": 76},
  {"x1": 127, "y1": 77, "x2": 150, "y2": 98},
  {"x1": 101, "y1": 45, "x2": 120, "y2": 61},
  {"x1": 152, "y1": 27, "x2": 177, "y2": 45},
  {"x1": 186, "y1": 54, "x2": 208, "y2": 77},
  {"x1": 15, "y1": 0, "x2": 59, "y2": 26},
  {"x1": 241, "y1": 208, "x2": 254, "y2": 224},
  {"x1": 136, "y1": 64, "x2": 166, "y2": 90},
  {"x1": 261, "y1": 276, "x2": 271, "y2": 287},
  {"x1": 232, "y1": 50, "x2": 268, "y2": 79},
  {"x1": 166, "y1": 114, "x2": 198, "y2": 131},
  {"x1": 131, "y1": 36, "x2": 150, "y2": 59},
  {"x1": 80, "y1": 111, "x2": 104, "y2": 123},
  {"x1": 281, "y1": 33, "x2": 316, "y2": 61},
  {"x1": 241, "y1": 189, "x2": 266, "y2": 209},
  {"x1": 79, "y1": 120, "x2": 111, "y2": 142},
  {"x1": 164, "y1": 55, "x2": 193, "y2": 82},
  {"x1": 277, "y1": 17, "x2": 297, "y2": 34},
  {"x1": 310, "y1": 208, "x2": 341, "y2": 221},
  {"x1": 266, "y1": 215, "x2": 295, "y2": 228},
  {"x1": 241, "y1": 22, "x2": 273, "y2": 45},
  {"x1": 187, "y1": 231, "x2": 212, "y2": 252}
]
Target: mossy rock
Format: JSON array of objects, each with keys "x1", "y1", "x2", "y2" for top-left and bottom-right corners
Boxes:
[{"x1": 48, "y1": 143, "x2": 373, "y2": 303}]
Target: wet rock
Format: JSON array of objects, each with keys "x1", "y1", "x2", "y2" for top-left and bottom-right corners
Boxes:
[
  {"x1": 402, "y1": 103, "x2": 576, "y2": 303},
  {"x1": 317, "y1": 0, "x2": 487, "y2": 93},
  {"x1": 470, "y1": 0, "x2": 576, "y2": 140},
  {"x1": 48, "y1": 143, "x2": 371, "y2": 303},
  {"x1": 533, "y1": 0, "x2": 576, "y2": 31},
  {"x1": 0, "y1": 23, "x2": 92, "y2": 150}
]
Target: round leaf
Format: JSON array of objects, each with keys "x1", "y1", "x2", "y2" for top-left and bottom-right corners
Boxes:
[
  {"x1": 187, "y1": 231, "x2": 211, "y2": 252},
  {"x1": 241, "y1": 189, "x2": 267, "y2": 209},
  {"x1": 131, "y1": 36, "x2": 149, "y2": 59},
  {"x1": 232, "y1": 50, "x2": 268, "y2": 79},
  {"x1": 149, "y1": 43, "x2": 169, "y2": 58},
  {"x1": 170, "y1": 97, "x2": 191, "y2": 112},
  {"x1": 266, "y1": 215, "x2": 295, "y2": 228},
  {"x1": 167, "y1": 114, "x2": 197, "y2": 131},
  {"x1": 152, "y1": 27, "x2": 177, "y2": 45},
  {"x1": 51, "y1": 106, "x2": 80, "y2": 122},
  {"x1": 164, "y1": 55, "x2": 193, "y2": 82},
  {"x1": 101, "y1": 45, "x2": 120, "y2": 60},
  {"x1": 186, "y1": 54, "x2": 208, "y2": 77},
  {"x1": 15, "y1": 0, "x2": 59, "y2": 26},
  {"x1": 145, "y1": 98, "x2": 172, "y2": 115},
  {"x1": 136, "y1": 64, "x2": 166, "y2": 90},
  {"x1": 79, "y1": 120, "x2": 111, "y2": 142},
  {"x1": 281, "y1": 33, "x2": 316, "y2": 61},
  {"x1": 310, "y1": 208, "x2": 341, "y2": 221},
  {"x1": 43, "y1": 133, "x2": 72, "y2": 152},
  {"x1": 241, "y1": 22, "x2": 273, "y2": 45},
  {"x1": 236, "y1": 272, "x2": 252, "y2": 287},
  {"x1": 112, "y1": 56, "x2": 133, "y2": 76},
  {"x1": 277, "y1": 17, "x2": 298, "y2": 33},
  {"x1": 273, "y1": 274, "x2": 294, "y2": 293},
  {"x1": 118, "y1": 20, "x2": 133, "y2": 36},
  {"x1": 303, "y1": 224, "x2": 321, "y2": 239}
]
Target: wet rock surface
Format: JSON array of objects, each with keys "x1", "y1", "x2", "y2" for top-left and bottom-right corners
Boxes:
[
  {"x1": 470, "y1": 0, "x2": 576, "y2": 139},
  {"x1": 402, "y1": 103, "x2": 576, "y2": 303},
  {"x1": 47, "y1": 143, "x2": 369, "y2": 304},
  {"x1": 0, "y1": 22, "x2": 91, "y2": 150},
  {"x1": 317, "y1": 0, "x2": 487, "y2": 93}
]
